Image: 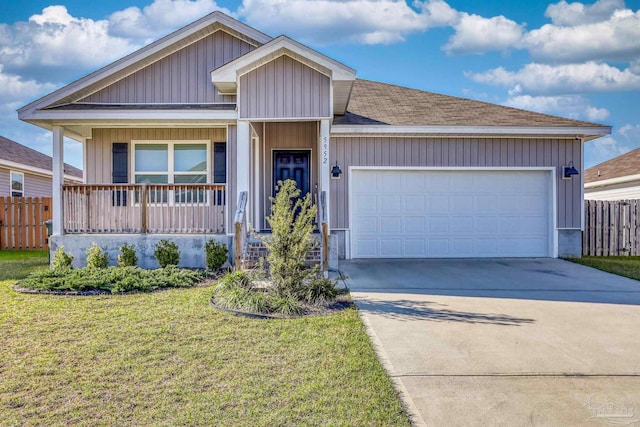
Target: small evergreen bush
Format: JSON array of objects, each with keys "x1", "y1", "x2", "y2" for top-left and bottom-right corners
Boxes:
[
  {"x1": 86, "y1": 243, "x2": 109, "y2": 269},
  {"x1": 205, "y1": 239, "x2": 228, "y2": 271},
  {"x1": 154, "y1": 240, "x2": 180, "y2": 268},
  {"x1": 52, "y1": 246, "x2": 73, "y2": 270},
  {"x1": 118, "y1": 244, "x2": 138, "y2": 267},
  {"x1": 264, "y1": 179, "x2": 317, "y2": 297},
  {"x1": 20, "y1": 265, "x2": 203, "y2": 294}
]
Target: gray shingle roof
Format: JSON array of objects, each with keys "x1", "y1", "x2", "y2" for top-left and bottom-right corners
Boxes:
[
  {"x1": 336, "y1": 79, "x2": 603, "y2": 128},
  {"x1": 0, "y1": 135, "x2": 83, "y2": 178},
  {"x1": 585, "y1": 147, "x2": 640, "y2": 183}
]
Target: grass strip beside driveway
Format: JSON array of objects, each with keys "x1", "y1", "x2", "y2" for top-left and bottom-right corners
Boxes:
[
  {"x1": 567, "y1": 256, "x2": 640, "y2": 281},
  {"x1": 0, "y1": 252, "x2": 410, "y2": 426}
]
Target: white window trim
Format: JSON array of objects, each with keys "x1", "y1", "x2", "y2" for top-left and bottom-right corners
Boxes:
[
  {"x1": 131, "y1": 140, "x2": 212, "y2": 206},
  {"x1": 10, "y1": 171, "x2": 24, "y2": 197}
]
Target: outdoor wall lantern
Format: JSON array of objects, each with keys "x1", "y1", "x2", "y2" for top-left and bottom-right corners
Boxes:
[
  {"x1": 331, "y1": 162, "x2": 343, "y2": 179},
  {"x1": 562, "y1": 161, "x2": 580, "y2": 179}
]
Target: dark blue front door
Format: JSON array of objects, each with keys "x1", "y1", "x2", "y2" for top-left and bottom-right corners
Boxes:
[{"x1": 273, "y1": 150, "x2": 310, "y2": 196}]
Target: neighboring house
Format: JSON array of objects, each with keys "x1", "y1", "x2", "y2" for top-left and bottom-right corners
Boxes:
[
  {"x1": 585, "y1": 148, "x2": 640, "y2": 200},
  {"x1": 0, "y1": 135, "x2": 82, "y2": 197},
  {"x1": 18, "y1": 11, "x2": 610, "y2": 267}
]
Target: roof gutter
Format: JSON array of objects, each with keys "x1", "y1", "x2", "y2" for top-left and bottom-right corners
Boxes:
[
  {"x1": 0, "y1": 159, "x2": 82, "y2": 182},
  {"x1": 585, "y1": 173, "x2": 640, "y2": 189},
  {"x1": 330, "y1": 125, "x2": 612, "y2": 138}
]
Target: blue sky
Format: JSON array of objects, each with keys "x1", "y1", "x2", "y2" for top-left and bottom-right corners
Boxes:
[{"x1": 0, "y1": 0, "x2": 639, "y2": 169}]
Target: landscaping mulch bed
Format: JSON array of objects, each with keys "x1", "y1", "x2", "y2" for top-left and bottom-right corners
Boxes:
[{"x1": 211, "y1": 295, "x2": 353, "y2": 319}]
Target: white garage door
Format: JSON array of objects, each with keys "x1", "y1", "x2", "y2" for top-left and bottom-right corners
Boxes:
[{"x1": 350, "y1": 169, "x2": 552, "y2": 258}]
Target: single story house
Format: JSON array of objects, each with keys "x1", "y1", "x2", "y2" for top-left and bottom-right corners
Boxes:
[
  {"x1": 0, "y1": 135, "x2": 82, "y2": 198},
  {"x1": 18, "y1": 11, "x2": 610, "y2": 267},
  {"x1": 585, "y1": 148, "x2": 640, "y2": 200}
]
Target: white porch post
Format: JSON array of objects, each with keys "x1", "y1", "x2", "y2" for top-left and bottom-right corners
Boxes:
[
  {"x1": 319, "y1": 119, "x2": 331, "y2": 229},
  {"x1": 236, "y1": 120, "x2": 251, "y2": 209},
  {"x1": 52, "y1": 126, "x2": 64, "y2": 235}
]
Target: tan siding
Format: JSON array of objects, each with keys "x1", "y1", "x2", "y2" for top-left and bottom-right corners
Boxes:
[
  {"x1": 261, "y1": 122, "x2": 318, "y2": 229},
  {"x1": 86, "y1": 128, "x2": 227, "y2": 184},
  {"x1": 24, "y1": 173, "x2": 52, "y2": 197},
  {"x1": 79, "y1": 31, "x2": 254, "y2": 104},
  {"x1": 330, "y1": 137, "x2": 582, "y2": 230},
  {"x1": 0, "y1": 168, "x2": 9, "y2": 197},
  {"x1": 239, "y1": 55, "x2": 331, "y2": 119},
  {"x1": 0, "y1": 167, "x2": 53, "y2": 197}
]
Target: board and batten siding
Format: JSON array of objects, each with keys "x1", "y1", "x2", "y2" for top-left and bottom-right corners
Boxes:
[
  {"x1": 239, "y1": 55, "x2": 331, "y2": 119},
  {"x1": 329, "y1": 137, "x2": 582, "y2": 230},
  {"x1": 78, "y1": 31, "x2": 254, "y2": 104},
  {"x1": 85, "y1": 128, "x2": 227, "y2": 184}
]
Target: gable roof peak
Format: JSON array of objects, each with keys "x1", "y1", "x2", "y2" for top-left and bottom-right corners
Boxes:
[{"x1": 19, "y1": 11, "x2": 272, "y2": 117}]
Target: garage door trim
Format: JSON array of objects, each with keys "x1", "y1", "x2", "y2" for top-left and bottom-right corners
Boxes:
[{"x1": 347, "y1": 166, "x2": 558, "y2": 259}]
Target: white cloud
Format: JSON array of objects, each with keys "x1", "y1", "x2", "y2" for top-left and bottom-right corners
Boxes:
[
  {"x1": 504, "y1": 95, "x2": 609, "y2": 122},
  {"x1": 238, "y1": 0, "x2": 454, "y2": 45},
  {"x1": 0, "y1": 6, "x2": 138, "y2": 80},
  {"x1": 468, "y1": 62, "x2": 640, "y2": 95},
  {"x1": 586, "y1": 135, "x2": 629, "y2": 167},
  {"x1": 545, "y1": 0, "x2": 624, "y2": 26},
  {"x1": 586, "y1": 123, "x2": 640, "y2": 168},
  {"x1": 109, "y1": 0, "x2": 232, "y2": 41},
  {"x1": 0, "y1": 65, "x2": 55, "y2": 101},
  {"x1": 443, "y1": 13, "x2": 524, "y2": 54},
  {"x1": 524, "y1": 9, "x2": 640, "y2": 63}
]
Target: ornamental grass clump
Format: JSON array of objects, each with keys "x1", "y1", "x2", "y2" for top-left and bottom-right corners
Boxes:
[{"x1": 212, "y1": 180, "x2": 340, "y2": 317}]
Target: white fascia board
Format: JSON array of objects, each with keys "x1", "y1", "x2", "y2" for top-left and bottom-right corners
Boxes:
[
  {"x1": 25, "y1": 109, "x2": 238, "y2": 121},
  {"x1": 19, "y1": 12, "x2": 271, "y2": 117},
  {"x1": 584, "y1": 173, "x2": 640, "y2": 189},
  {"x1": 330, "y1": 125, "x2": 612, "y2": 137},
  {"x1": 211, "y1": 35, "x2": 357, "y2": 84},
  {"x1": 0, "y1": 159, "x2": 81, "y2": 182}
]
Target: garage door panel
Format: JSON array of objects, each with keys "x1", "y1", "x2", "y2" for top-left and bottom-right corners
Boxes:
[
  {"x1": 351, "y1": 169, "x2": 551, "y2": 258},
  {"x1": 380, "y1": 216, "x2": 403, "y2": 233},
  {"x1": 380, "y1": 239, "x2": 402, "y2": 256},
  {"x1": 405, "y1": 216, "x2": 426, "y2": 233}
]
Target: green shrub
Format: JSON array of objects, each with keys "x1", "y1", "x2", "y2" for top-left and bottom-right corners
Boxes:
[
  {"x1": 264, "y1": 179, "x2": 317, "y2": 297},
  {"x1": 154, "y1": 240, "x2": 180, "y2": 268},
  {"x1": 303, "y1": 276, "x2": 339, "y2": 305},
  {"x1": 52, "y1": 246, "x2": 73, "y2": 270},
  {"x1": 86, "y1": 243, "x2": 109, "y2": 269},
  {"x1": 118, "y1": 244, "x2": 138, "y2": 267},
  {"x1": 205, "y1": 239, "x2": 228, "y2": 271},
  {"x1": 19, "y1": 265, "x2": 203, "y2": 294}
]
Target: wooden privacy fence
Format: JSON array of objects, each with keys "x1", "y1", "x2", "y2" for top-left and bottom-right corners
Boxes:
[
  {"x1": 0, "y1": 197, "x2": 52, "y2": 250},
  {"x1": 583, "y1": 199, "x2": 640, "y2": 256}
]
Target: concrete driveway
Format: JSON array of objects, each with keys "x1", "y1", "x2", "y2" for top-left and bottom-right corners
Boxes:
[{"x1": 341, "y1": 258, "x2": 640, "y2": 426}]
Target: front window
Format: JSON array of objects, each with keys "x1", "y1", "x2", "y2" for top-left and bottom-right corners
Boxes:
[
  {"x1": 10, "y1": 171, "x2": 23, "y2": 197},
  {"x1": 133, "y1": 141, "x2": 209, "y2": 203}
]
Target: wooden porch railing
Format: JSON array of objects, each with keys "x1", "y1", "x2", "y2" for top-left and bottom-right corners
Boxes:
[
  {"x1": 62, "y1": 184, "x2": 226, "y2": 234},
  {"x1": 234, "y1": 191, "x2": 248, "y2": 270}
]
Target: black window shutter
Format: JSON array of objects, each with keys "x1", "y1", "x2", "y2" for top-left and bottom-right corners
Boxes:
[
  {"x1": 213, "y1": 142, "x2": 226, "y2": 183},
  {"x1": 213, "y1": 142, "x2": 226, "y2": 206},
  {"x1": 112, "y1": 143, "x2": 128, "y2": 206}
]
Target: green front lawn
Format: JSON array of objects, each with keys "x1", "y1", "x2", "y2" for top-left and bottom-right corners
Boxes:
[
  {"x1": 0, "y1": 252, "x2": 410, "y2": 426},
  {"x1": 567, "y1": 256, "x2": 640, "y2": 281},
  {"x1": 0, "y1": 250, "x2": 49, "y2": 281}
]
